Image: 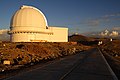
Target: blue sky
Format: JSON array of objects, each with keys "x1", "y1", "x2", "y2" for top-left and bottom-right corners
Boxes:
[{"x1": 0, "y1": 0, "x2": 120, "y2": 34}]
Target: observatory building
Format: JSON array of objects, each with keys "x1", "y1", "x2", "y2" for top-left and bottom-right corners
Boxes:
[{"x1": 9, "y1": 5, "x2": 68, "y2": 42}]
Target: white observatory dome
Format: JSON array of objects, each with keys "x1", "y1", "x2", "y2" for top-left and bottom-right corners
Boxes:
[{"x1": 10, "y1": 5, "x2": 48, "y2": 31}]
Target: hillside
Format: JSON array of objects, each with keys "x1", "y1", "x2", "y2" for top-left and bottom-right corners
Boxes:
[
  {"x1": 69, "y1": 34, "x2": 93, "y2": 42},
  {"x1": 69, "y1": 34, "x2": 99, "y2": 46}
]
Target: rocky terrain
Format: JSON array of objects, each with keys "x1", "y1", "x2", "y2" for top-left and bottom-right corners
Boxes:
[
  {"x1": 99, "y1": 40, "x2": 120, "y2": 79},
  {"x1": 0, "y1": 42, "x2": 92, "y2": 76},
  {"x1": 1, "y1": 34, "x2": 119, "y2": 79}
]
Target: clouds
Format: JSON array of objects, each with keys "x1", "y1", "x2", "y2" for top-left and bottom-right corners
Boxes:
[
  {"x1": 99, "y1": 29, "x2": 119, "y2": 37},
  {"x1": 82, "y1": 12, "x2": 120, "y2": 27},
  {"x1": 54, "y1": 12, "x2": 120, "y2": 28},
  {"x1": 0, "y1": 29, "x2": 10, "y2": 41},
  {"x1": 66, "y1": 12, "x2": 120, "y2": 34},
  {"x1": 102, "y1": 13, "x2": 120, "y2": 18},
  {"x1": 112, "y1": 27, "x2": 120, "y2": 30},
  {"x1": 101, "y1": 13, "x2": 120, "y2": 22},
  {"x1": 80, "y1": 18, "x2": 101, "y2": 27}
]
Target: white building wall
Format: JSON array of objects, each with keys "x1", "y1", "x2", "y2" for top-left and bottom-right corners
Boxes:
[
  {"x1": 10, "y1": 27, "x2": 68, "y2": 42},
  {"x1": 11, "y1": 33, "x2": 35, "y2": 42},
  {"x1": 11, "y1": 33, "x2": 30, "y2": 42},
  {"x1": 10, "y1": 33, "x2": 49, "y2": 42},
  {"x1": 49, "y1": 27, "x2": 68, "y2": 42},
  {"x1": 33, "y1": 33, "x2": 50, "y2": 42}
]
